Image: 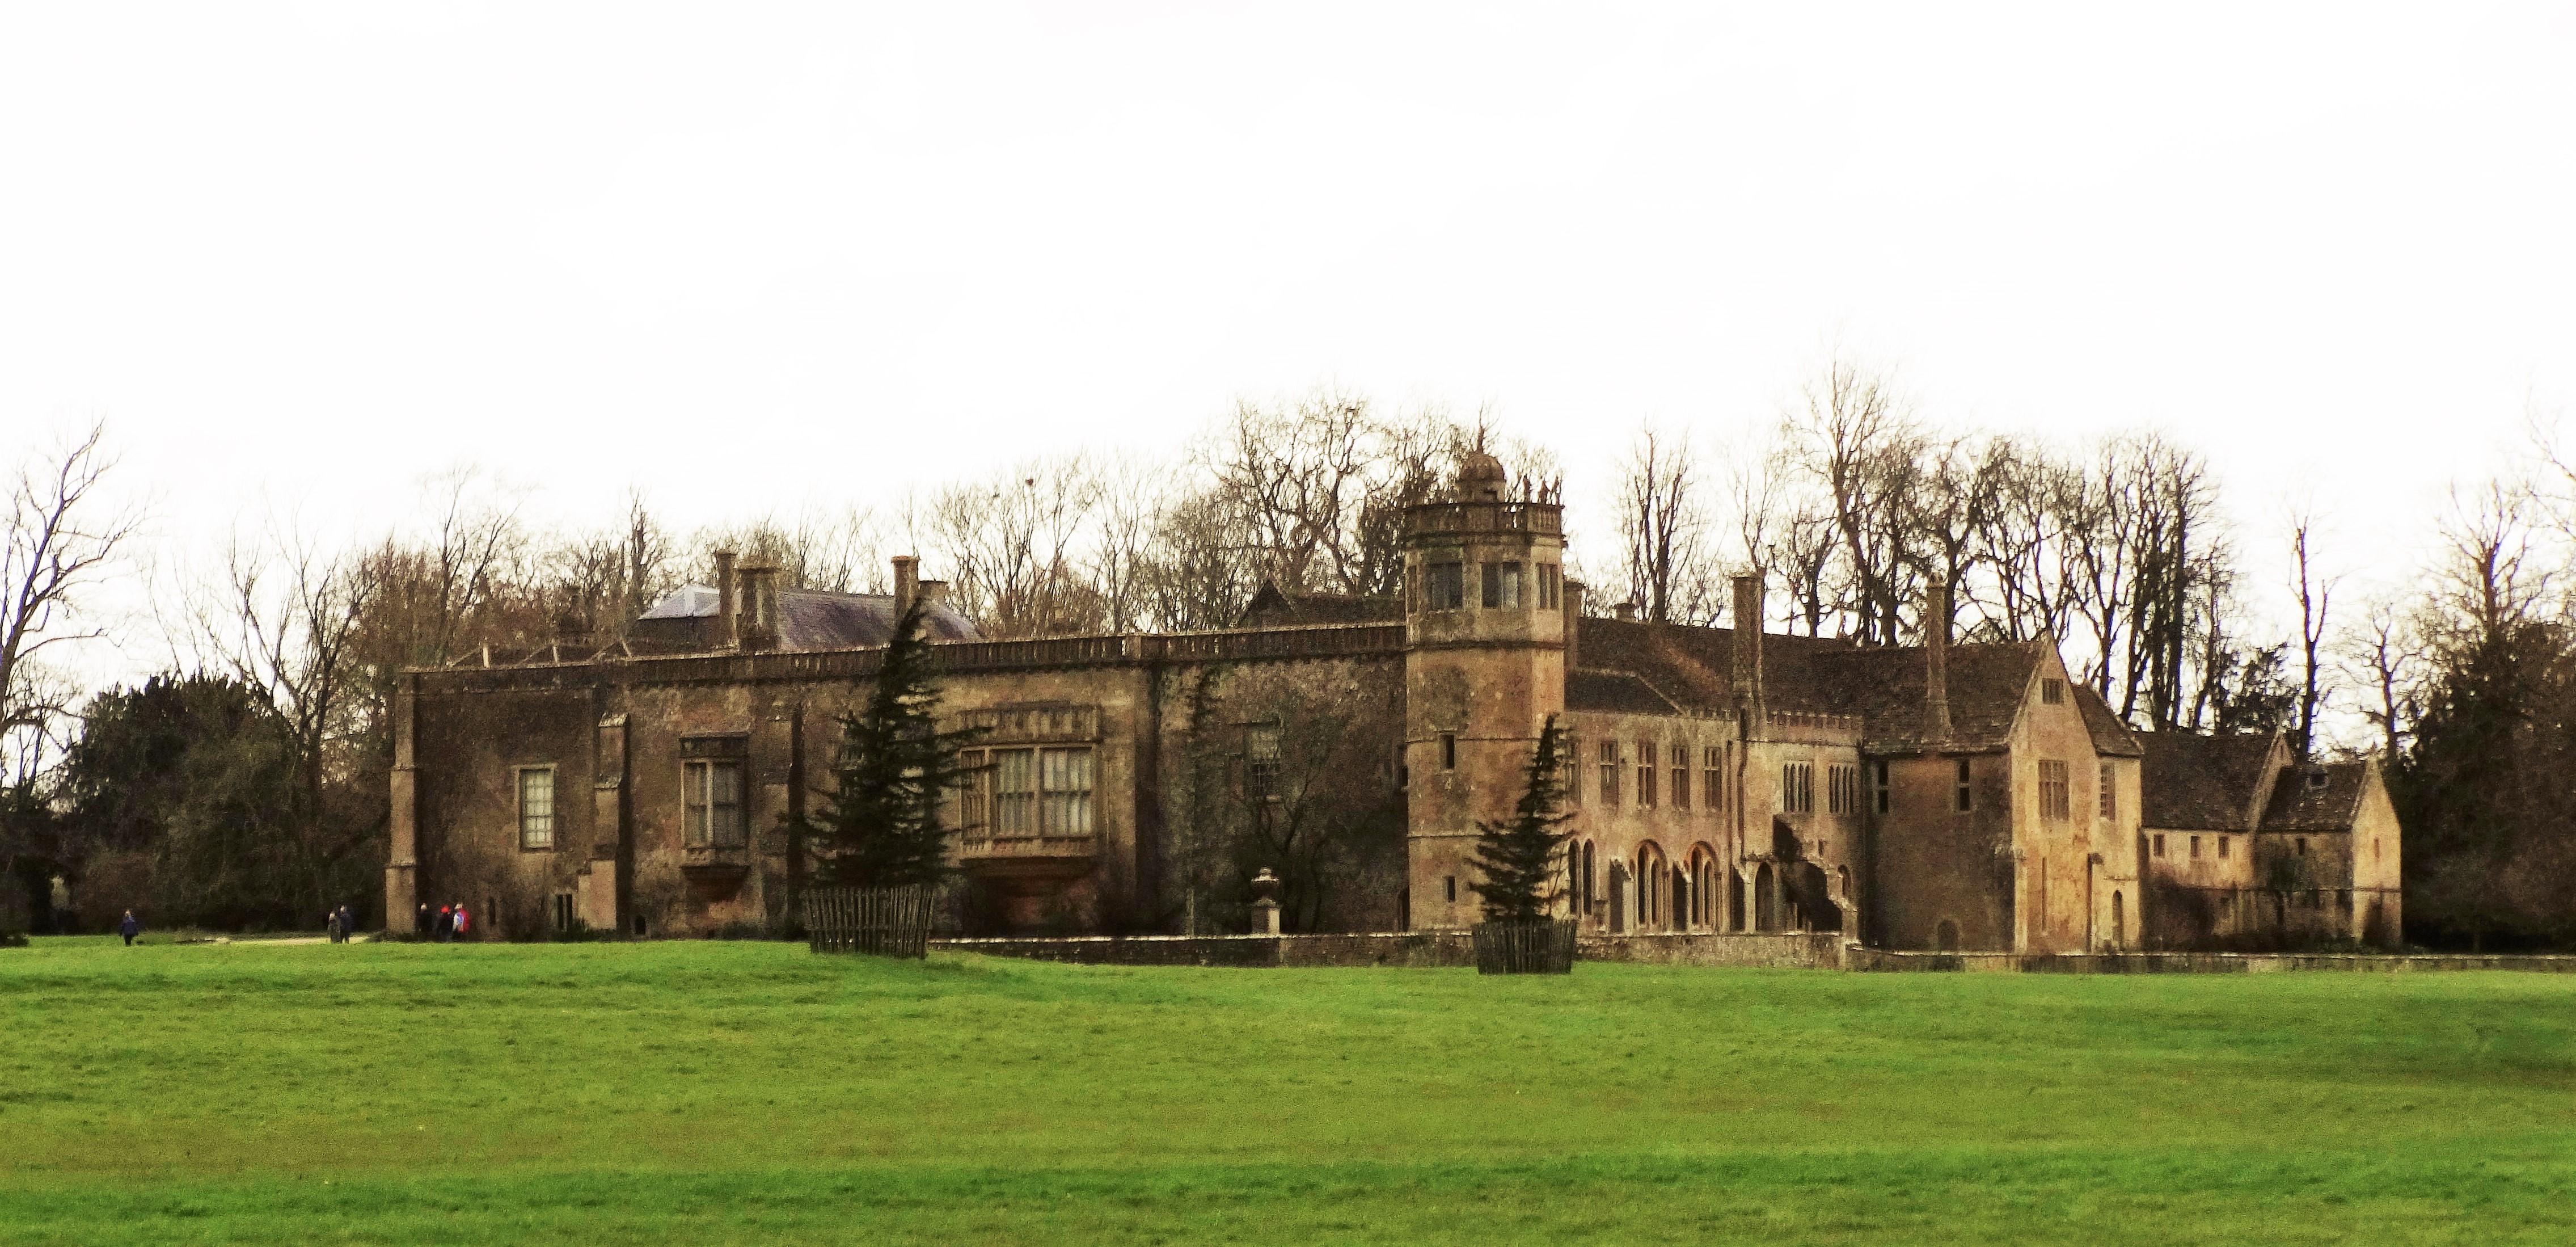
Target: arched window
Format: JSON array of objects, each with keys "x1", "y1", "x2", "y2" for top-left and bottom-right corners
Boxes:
[
  {"x1": 1583, "y1": 842, "x2": 1597, "y2": 915},
  {"x1": 1936, "y1": 919, "x2": 1960, "y2": 951},
  {"x1": 2111, "y1": 890, "x2": 2125, "y2": 947},
  {"x1": 1728, "y1": 871, "x2": 1746, "y2": 932}
]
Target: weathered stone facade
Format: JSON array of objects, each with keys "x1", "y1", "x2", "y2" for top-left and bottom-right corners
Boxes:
[{"x1": 390, "y1": 460, "x2": 2400, "y2": 951}]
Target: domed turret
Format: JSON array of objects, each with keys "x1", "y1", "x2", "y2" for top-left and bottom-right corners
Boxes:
[{"x1": 1457, "y1": 450, "x2": 1508, "y2": 500}]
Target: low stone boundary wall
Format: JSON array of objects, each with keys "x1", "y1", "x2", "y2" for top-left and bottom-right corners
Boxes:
[
  {"x1": 1848, "y1": 949, "x2": 2576, "y2": 974},
  {"x1": 928, "y1": 931, "x2": 1474, "y2": 968},
  {"x1": 927, "y1": 933, "x2": 2576, "y2": 974},
  {"x1": 1577, "y1": 932, "x2": 1844, "y2": 968}
]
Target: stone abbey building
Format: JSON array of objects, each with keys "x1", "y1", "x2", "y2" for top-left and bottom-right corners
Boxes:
[{"x1": 386, "y1": 456, "x2": 2401, "y2": 950}]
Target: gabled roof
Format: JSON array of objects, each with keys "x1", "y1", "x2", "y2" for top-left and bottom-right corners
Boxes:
[
  {"x1": 2260, "y1": 761, "x2": 2368, "y2": 833},
  {"x1": 631, "y1": 584, "x2": 981, "y2": 652},
  {"x1": 2139, "y1": 731, "x2": 2284, "y2": 831},
  {"x1": 2072, "y1": 681, "x2": 2147, "y2": 759},
  {"x1": 1236, "y1": 583, "x2": 1403, "y2": 628}
]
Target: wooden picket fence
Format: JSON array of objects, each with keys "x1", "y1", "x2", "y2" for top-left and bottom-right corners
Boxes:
[
  {"x1": 1473, "y1": 918, "x2": 1578, "y2": 975},
  {"x1": 804, "y1": 886, "x2": 934, "y2": 959}
]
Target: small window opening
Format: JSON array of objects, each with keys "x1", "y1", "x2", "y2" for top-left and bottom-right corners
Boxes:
[
  {"x1": 2041, "y1": 679, "x2": 2065, "y2": 704},
  {"x1": 1953, "y1": 758, "x2": 1972, "y2": 812},
  {"x1": 1427, "y1": 561, "x2": 1465, "y2": 610},
  {"x1": 2219, "y1": 835, "x2": 2230, "y2": 859},
  {"x1": 1440, "y1": 733, "x2": 1457, "y2": 771},
  {"x1": 1444, "y1": 875, "x2": 1457, "y2": 903}
]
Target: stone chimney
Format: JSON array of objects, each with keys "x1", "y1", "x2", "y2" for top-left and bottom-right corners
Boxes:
[
  {"x1": 916, "y1": 579, "x2": 948, "y2": 610},
  {"x1": 1563, "y1": 579, "x2": 1585, "y2": 671},
  {"x1": 712, "y1": 550, "x2": 740, "y2": 650},
  {"x1": 1924, "y1": 583, "x2": 1953, "y2": 740},
  {"x1": 1613, "y1": 601, "x2": 1638, "y2": 622},
  {"x1": 738, "y1": 562, "x2": 780, "y2": 651},
  {"x1": 1731, "y1": 573, "x2": 1766, "y2": 724},
  {"x1": 892, "y1": 555, "x2": 920, "y2": 613}
]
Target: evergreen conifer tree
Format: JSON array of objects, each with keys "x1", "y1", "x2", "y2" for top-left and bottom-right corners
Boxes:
[
  {"x1": 1468, "y1": 715, "x2": 1574, "y2": 921},
  {"x1": 803, "y1": 596, "x2": 984, "y2": 889}
]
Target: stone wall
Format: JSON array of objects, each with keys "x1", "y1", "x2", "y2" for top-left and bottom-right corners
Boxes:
[
  {"x1": 927, "y1": 930, "x2": 1849, "y2": 969},
  {"x1": 928, "y1": 931, "x2": 1473, "y2": 967},
  {"x1": 1576, "y1": 931, "x2": 1844, "y2": 968},
  {"x1": 1847, "y1": 948, "x2": 2576, "y2": 973}
]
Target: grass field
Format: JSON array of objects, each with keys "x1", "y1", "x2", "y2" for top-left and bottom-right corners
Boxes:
[{"x1": 2, "y1": 938, "x2": 2570, "y2": 1245}]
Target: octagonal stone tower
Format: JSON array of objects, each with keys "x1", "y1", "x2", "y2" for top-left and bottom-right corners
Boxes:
[{"x1": 1402, "y1": 452, "x2": 1568, "y2": 929}]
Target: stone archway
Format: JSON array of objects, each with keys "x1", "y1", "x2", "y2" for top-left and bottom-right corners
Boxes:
[{"x1": 1754, "y1": 862, "x2": 1777, "y2": 932}]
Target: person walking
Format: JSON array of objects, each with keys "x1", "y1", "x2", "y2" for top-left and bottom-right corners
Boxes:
[
  {"x1": 453, "y1": 903, "x2": 471, "y2": 941},
  {"x1": 338, "y1": 905, "x2": 356, "y2": 943},
  {"x1": 117, "y1": 911, "x2": 141, "y2": 946},
  {"x1": 416, "y1": 903, "x2": 432, "y2": 937},
  {"x1": 435, "y1": 904, "x2": 453, "y2": 942},
  {"x1": 326, "y1": 909, "x2": 341, "y2": 943}
]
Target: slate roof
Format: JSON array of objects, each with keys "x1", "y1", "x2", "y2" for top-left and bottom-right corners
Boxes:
[
  {"x1": 2260, "y1": 761, "x2": 2367, "y2": 833},
  {"x1": 2138, "y1": 731, "x2": 2283, "y2": 831},
  {"x1": 630, "y1": 584, "x2": 981, "y2": 651},
  {"x1": 1235, "y1": 583, "x2": 1403, "y2": 627},
  {"x1": 1794, "y1": 642, "x2": 2052, "y2": 752},
  {"x1": 1566, "y1": 668, "x2": 1681, "y2": 716},
  {"x1": 1567, "y1": 617, "x2": 2129, "y2": 755},
  {"x1": 2072, "y1": 682, "x2": 2147, "y2": 759}
]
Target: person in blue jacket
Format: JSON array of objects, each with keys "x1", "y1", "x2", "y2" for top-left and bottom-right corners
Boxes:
[{"x1": 118, "y1": 911, "x2": 141, "y2": 946}]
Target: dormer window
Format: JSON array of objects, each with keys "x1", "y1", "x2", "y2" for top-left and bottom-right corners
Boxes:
[{"x1": 2305, "y1": 769, "x2": 2329, "y2": 790}]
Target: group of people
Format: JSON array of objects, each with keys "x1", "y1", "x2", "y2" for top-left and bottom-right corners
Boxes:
[
  {"x1": 415, "y1": 902, "x2": 474, "y2": 941},
  {"x1": 323, "y1": 904, "x2": 359, "y2": 942}
]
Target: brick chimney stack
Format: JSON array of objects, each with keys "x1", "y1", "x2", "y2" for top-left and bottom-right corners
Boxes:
[
  {"x1": 713, "y1": 550, "x2": 739, "y2": 650},
  {"x1": 1924, "y1": 583, "x2": 1953, "y2": 740},
  {"x1": 892, "y1": 555, "x2": 919, "y2": 613},
  {"x1": 1731, "y1": 573, "x2": 1765, "y2": 724}
]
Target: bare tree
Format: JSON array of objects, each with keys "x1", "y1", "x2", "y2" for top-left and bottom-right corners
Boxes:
[
  {"x1": 179, "y1": 518, "x2": 379, "y2": 915},
  {"x1": 1970, "y1": 438, "x2": 2085, "y2": 644},
  {"x1": 1616, "y1": 424, "x2": 1717, "y2": 624},
  {"x1": 2286, "y1": 505, "x2": 2338, "y2": 757},
  {"x1": 2, "y1": 422, "x2": 139, "y2": 785},
  {"x1": 926, "y1": 455, "x2": 1107, "y2": 638},
  {"x1": 1787, "y1": 356, "x2": 1925, "y2": 644},
  {"x1": 2336, "y1": 593, "x2": 2417, "y2": 760},
  {"x1": 1087, "y1": 454, "x2": 1168, "y2": 634}
]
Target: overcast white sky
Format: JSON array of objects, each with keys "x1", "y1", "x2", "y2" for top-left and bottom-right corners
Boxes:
[{"x1": 6, "y1": 3, "x2": 2573, "y2": 680}]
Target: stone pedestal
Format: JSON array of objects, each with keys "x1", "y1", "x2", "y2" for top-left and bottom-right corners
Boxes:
[{"x1": 1251, "y1": 867, "x2": 1282, "y2": 936}]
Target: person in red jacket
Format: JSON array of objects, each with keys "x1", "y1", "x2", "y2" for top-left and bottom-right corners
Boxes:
[{"x1": 453, "y1": 903, "x2": 470, "y2": 940}]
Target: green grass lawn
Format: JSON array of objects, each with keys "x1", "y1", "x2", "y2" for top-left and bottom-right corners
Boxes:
[{"x1": 2, "y1": 938, "x2": 2570, "y2": 1245}]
